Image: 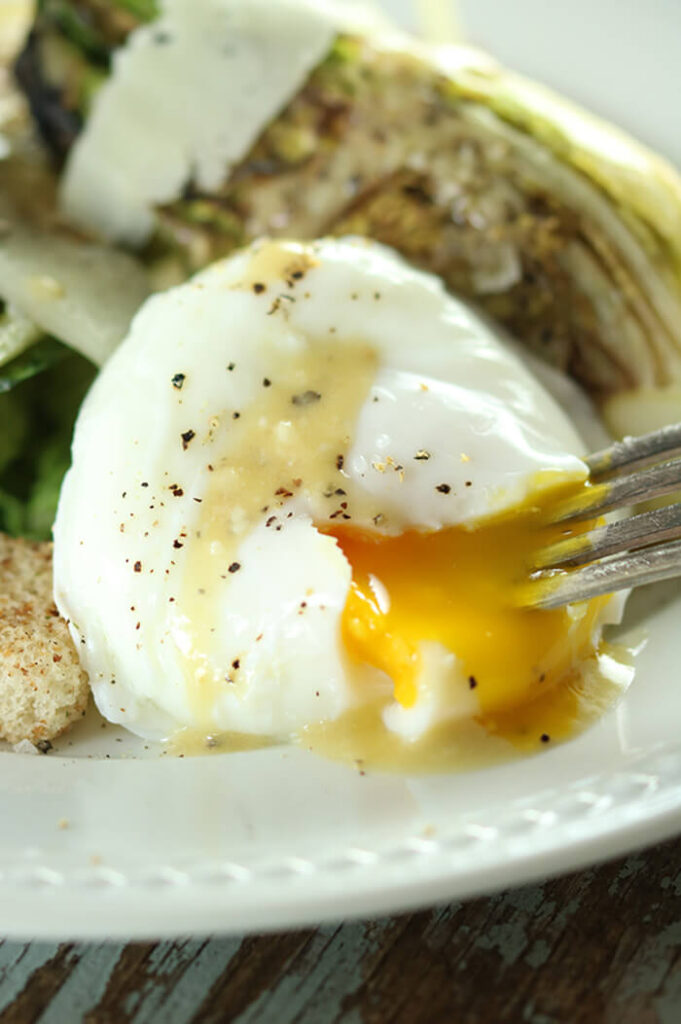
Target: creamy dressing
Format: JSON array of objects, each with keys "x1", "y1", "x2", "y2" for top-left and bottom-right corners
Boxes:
[
  {"x1": 178, "y1": 336, "x2": 377, "y2": 729},
  {"x1": 168, "y1": 639, "x2": 635, "y2": 771}
]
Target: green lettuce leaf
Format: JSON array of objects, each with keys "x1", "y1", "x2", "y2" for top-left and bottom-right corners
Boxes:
[
  {"x1": 0, "y1": 351, "x2": 95, "y2": 539},
  {"x1": 0, "y1": 335, "x2": 67, "y2": 393}
]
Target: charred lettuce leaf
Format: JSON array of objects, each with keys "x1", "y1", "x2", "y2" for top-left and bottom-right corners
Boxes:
[
  {"x1": 14, "y1": 11, "x2": 681, "y2": 418},
  {"x1": 15, "y1": 0, "x2": 157, "y2": 158}
]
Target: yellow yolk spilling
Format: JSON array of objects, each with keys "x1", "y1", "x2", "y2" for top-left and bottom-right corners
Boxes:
[{"x1": 327, "y1": 493, "x2": 610, "y2": 723}]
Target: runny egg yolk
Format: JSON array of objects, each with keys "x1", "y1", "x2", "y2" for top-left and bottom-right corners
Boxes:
[{"x1": 326, "y1": 492, "x2": 609, "y2": 719}]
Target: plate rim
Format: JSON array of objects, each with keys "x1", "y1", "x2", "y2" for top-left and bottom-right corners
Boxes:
[{"x1": 1, "y1": 739, "x2": 680, "y2": 940}]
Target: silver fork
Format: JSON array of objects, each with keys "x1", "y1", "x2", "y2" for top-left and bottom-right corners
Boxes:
[{"x1": 525, "y1": 422, "x2": 681, "y2": 610}]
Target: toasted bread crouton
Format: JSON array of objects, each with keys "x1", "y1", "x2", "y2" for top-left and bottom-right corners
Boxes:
[{"x1": 0, "y1": 532, "x2": 89, "y2": 745}]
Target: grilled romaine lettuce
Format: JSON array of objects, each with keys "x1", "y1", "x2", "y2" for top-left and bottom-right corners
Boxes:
[
  {"x1": 15, "y1": 0, "x2": 157, "y2": 157},
  {"x1": 0, "y1": 16, "x2": 150, "y2": 538},
  {"x1": 0, "y1": 221, "x2": 150, "y2": 535},
  {"x1": 15, "y1": 5, "x2": 681, "y2": 424},
  {"x1": 0, "y1": 205, "x2": 150, "y2": 534}
]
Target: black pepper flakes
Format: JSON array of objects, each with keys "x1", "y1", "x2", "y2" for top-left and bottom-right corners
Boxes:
[
  {"x1": 228, "y1": 562, "x2": 241, "y2": 573},
  {"x1": 436, "y1": 483, "x2": 451, "y2": 494},
  {"x1": 232, "y1": 658, "x2": 240, "y2": 670},
  {"x1": 336, "y1": 454, "x2": 344, "y2": 471},
  {"x1": 232, "y1": 411, "x2": 241, "y2": 420},
  {"x1": 171, "y1": 373, "x2": 186, "y2": 389},
  {"x1": 292, "y1": 390, "x2": 321, "y2": 406},
  {"x1": 263, "y1": 377, "x2": 272, "y2": 387},
  {"x1": 133, "y1": 561, "x2": 142, "y2": 573},
  {"x1": 181, "y1": 429, "x2": 195, "y2": 450},
  {"x1": 468, "y1": 675, "x2": 477, "y2": 689},
  {"x1": 227, "y1": 362, "x2": 236, "y2": 371},
  {"x1": 173, "y1": 540, "x2": 183, "y2": 549},
  {"x1": 540, "y1": 733, "x2": 551, "y2": 743},
  {"x1": 252, "y1": 282, "x2": 265, "y2": 294}
]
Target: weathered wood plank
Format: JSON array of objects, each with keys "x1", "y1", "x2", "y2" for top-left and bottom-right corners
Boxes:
[{"x1": 0, "y1": 837, "x2": 680, "y2": 1024}]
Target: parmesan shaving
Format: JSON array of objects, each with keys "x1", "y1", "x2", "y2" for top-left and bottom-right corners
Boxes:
[{"x1": 61, "y1": 0, "x2": 390, "y2": 246}]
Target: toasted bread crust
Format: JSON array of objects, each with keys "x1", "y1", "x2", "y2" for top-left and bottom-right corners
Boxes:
[{"x1": 0, "y1": 532, "x2": 89, "y2": 744}]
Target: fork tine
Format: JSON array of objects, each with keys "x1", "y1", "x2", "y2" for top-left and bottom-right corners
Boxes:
[
  {"x1": 547, "y1": 456, "x2": 681, "y2": 524},
  {"x1": 523, "y1": 538, "x2": 681, "y2": 610},
  {"x1": 587, "y1": 422, "x2": 681, "y2": 479},
  {"x1": 534, "y1": 503, "x2": 681, "y2": 569}
]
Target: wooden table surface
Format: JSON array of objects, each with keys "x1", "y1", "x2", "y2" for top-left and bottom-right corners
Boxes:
[{"x1": 0, "y1": 836, "x2": 679, "y2": 1024}]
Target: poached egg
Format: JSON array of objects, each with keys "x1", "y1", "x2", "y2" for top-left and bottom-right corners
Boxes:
[{"x1": 53, "y1": 237, "x2": 627, "y2": 759}]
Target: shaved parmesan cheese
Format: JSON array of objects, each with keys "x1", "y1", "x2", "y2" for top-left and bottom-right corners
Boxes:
[
  {"x1": 0, "y1": 224, "x2": 150, "y2": 365},
  {"x1": 0, "y1": 303, "x2": 41, "y2": 368},
  {"x1": 61, "y1": 0, "x2": 390, "y2": 246}
]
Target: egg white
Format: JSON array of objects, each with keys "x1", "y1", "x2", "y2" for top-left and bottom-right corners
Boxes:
[{"x1": 54, "y1": 237, "x2": 597, "y2": 742}]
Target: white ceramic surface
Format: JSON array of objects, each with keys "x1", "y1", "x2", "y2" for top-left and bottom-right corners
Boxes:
[{"x1": 2, "y1": 0, "x2": 681, "y2": 940}]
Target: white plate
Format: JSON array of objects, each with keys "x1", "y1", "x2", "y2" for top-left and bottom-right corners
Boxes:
[
  {"x1": 3, "y1": 0, "x2": 681, "y2": 940},
  {"x1": 1, "y1": 583, "x2": 681, "y2": 940}
]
